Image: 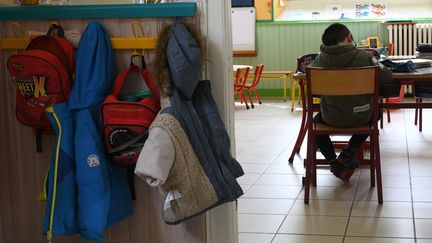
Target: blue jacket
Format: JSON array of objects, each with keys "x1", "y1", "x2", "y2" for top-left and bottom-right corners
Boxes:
[
  {"x1": 44, "y1": 103, "x2": 79, "y2": 240},
  {"x1": 43, "y1": 21, "x2": 132, "y2": 241}
]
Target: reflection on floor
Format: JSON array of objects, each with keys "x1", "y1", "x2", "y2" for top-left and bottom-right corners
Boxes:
[{"x1": 235, "y1": 99, "x2": 432, "y2": 243}]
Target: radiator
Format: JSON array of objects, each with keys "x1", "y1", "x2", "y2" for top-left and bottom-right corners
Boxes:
[
  {"x1": 387, "y1": 22, "x2": 432, "y2": 56},
  {"x1": 386, "y1": 22, "x2": 432, "y2": 94}
]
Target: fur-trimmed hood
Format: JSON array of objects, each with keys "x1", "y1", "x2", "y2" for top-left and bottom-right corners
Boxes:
[{"x1": 154, "y1": 21, "x2": 205, "y2": 98}]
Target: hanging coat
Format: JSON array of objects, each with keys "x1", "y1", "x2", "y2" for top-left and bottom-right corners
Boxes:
[
  {"x1": 43, "y1": 103, "x2": 79, "y2": 240},
  {"x1": 135, "y1": 21, "x2": 243, "y2": 224},
  {"x1": 68, "y1": 21, "x2": 132, "y2": 241},
  {"x1": 166, "y1": 21, "x2": 243, "y2": 202}
]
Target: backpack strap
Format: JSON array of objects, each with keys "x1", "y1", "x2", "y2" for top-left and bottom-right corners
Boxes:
[
  {"x1": 111, "y1": 65, "x2": 160, "y2": 107},
  {"x1": 35, "y1": 128, "x2": 43, "y2": 153},
  {"x1": 107, "y1": 130, "x2": 149, "y2": 154}
]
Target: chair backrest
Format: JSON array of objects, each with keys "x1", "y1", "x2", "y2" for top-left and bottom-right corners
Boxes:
[
  {"x1": 251, "y1": 64, "x2": 264, "y2": 87},
  {"x1": 363, "y1": 48, "x2": 380, "y2": 58},
  {"x1": 296, "y1": 54, "x2": 319, "y2": 73},
  {"x1": 305, "y1": 66, "x2": 380, "y2": 128},
  {"x1": 234, "y1": 67, "x2": 250, "y2": 89},
  {"x1": 306, "y1": 66, "x2": 378, "y2": 96}
]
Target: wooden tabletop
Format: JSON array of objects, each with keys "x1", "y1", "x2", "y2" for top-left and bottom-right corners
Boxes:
[{"x1": 294, "y1": 67, "x2": 432, "y2": 81}]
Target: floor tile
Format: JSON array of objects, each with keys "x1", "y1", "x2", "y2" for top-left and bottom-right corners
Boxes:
[
  {"x1": 240, "y1": 163, "x2": 271, "y2": 174},
  {"x1": 316, "y1": 174, "x2": 359, "y2": 187},
  {"x1": 299, "y1": 186, "x2": 357, "y2": 201},
  {"x1": 359, "y1": 175, "x2": 410, "y2": 188},
  {"x1": 289, "y1": 199, "x2": 352, "y2": 216},
  {"x1": 243, "y1": 185, "x2": 302, "y2": 199},
  {"x1": 346, "y1": 217, "x2": 414, "y2": 238},
  {"x1": 413, "y1": 188, "x2": 432, "y2": 202},
  {"x1": 351, "y1": 201, "x2": 413, "y2": 218},
  {"x1": 411, "y1": 177, "x2": 432, "y2": 189},
  {"x1": 264, "y1": 163, "x2": 304, "y2": 174},
  {"x1": 416, "y1": 219, "x2": 432, "y2": 238},
  {"x1": 417, "y1": 240, "x2": 432, "y2": 243},
  {"x1": 355, "y1": 187, "x2": 412, "y2": 202},
  {"x1": 238, "y1": 233, "x2": 274, "y2": 243},
  {"x1": 238, "y1": 214, "x2": 285, "y2": 233},
  {"x1": 237, "y1": 173, "x2": 261, "y2": 185},
  {"x1": 272, "y1": 234, "x2": 343, "y2": 243},
  {"x1": 344, "y1": 237, "x2": 415, "y2": 243},
  {"x1": 240, "y1": 184, "x2": 252, "y2": 193},
  {"x1": 238, "y1": 198, "x2": 294, "y2": 214},
  {"x1": 237, "y1": 154, "x2": 277, "y2": 164},
  {"x1": 414, "y1": 202, "x2": 432, "y2": 218},
  {"x1": 255, "y1": 174, "x2": 303, "y2": 186},
  {"x1": 278, "y1": 215, "x2": 348, "y2": 235}
]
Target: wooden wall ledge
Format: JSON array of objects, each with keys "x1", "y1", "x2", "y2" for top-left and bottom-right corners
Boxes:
[{"x1": 0, "y1": 3, "x2": 196, "y2": 20}]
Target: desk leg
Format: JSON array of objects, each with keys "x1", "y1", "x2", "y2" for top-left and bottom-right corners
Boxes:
[
  {"x1": 290, "y1": 75, "x2": 295, "y2": 111},
  {"x1": 283, "y1": 76, "x2": 287, "y2": 102}
]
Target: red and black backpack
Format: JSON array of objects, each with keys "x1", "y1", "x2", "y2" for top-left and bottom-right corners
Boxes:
[
  {"x1": 7, "y1": 24, "x2": 75, "y2": 151},
  {"x1": 102, "y1": 56, "x2": 161, "y2": 166}
]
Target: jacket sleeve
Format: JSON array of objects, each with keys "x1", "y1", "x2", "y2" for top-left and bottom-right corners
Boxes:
[{"x1": 135, "y1": 127, "x2": 175, "y2": 187}]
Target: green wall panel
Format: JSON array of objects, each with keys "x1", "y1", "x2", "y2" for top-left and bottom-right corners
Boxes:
[{"x1": 233, "y1": 21, "x2": 396, "y2": 91}]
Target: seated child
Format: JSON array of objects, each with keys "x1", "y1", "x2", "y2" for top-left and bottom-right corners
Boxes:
[{"x1": 311, "y1": 23, "x2": 393, "y2": 181}]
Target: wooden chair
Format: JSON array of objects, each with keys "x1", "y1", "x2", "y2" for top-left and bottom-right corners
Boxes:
[
  {"x1": 287, "y1": 54, "x2": 318, "y2": 162},
  {"x1": 242, "y1": 64, "x2": 264, "y2": 108},
  {"x1": 304, "y1": 66, "x2": 383, "y2": 204},
  {"x1": 234, "y1": 67, "x2": 251, "y2": 109}
]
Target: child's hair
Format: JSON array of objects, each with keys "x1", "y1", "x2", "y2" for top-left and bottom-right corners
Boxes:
[{"x1": 322, "y1": 23, "x2": 351, "y2": 46}]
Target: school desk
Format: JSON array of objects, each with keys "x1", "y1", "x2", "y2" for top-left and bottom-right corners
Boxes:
[{"x1": 288, "y1": 67, "x2": 432, "y2": 163}]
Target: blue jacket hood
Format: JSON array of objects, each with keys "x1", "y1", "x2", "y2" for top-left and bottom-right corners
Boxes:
[
  {"x1": 167, "y1": 21, "x2": 201, "y2": 99},
  {"x1": 69, "y1": 21, "x2": 116, "y2": 110}
]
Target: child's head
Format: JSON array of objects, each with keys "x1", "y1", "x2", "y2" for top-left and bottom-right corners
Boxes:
[{"x1": 322, "y1": 23, "x2": 354, "y2": 46}]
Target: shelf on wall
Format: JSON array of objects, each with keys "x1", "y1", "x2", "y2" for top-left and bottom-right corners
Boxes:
[
  {"x1": 0, "y1": 37, "x2": 158, "y2": 50},
  {"x1": 0, "y1": 3, "x2": 196, "y2": 20}
]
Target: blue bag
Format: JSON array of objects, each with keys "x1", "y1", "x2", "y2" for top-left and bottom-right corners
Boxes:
[{"x1": 380, "y1": 59, "x2": 415, "y2": 73}]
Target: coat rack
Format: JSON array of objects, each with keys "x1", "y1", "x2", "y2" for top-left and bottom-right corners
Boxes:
[{"x1": 0, "y1": 37, "x2": 157, "y2": 50}]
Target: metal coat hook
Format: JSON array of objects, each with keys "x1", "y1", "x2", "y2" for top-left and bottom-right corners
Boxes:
[{"x1": 130, "y1": 21, "x2": 147, "y2": 69}]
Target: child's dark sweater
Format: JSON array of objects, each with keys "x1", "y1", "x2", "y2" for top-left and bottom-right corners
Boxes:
[{"x1": 311, "y1": 44, "x2": 393, "y2": 127}]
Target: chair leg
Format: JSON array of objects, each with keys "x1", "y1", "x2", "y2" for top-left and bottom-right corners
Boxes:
[
  {"x1": 312, "y1": 142, "x2": 317, "y2": 187},
  {"x1": 415, "y1": 98, "x2": 419, "y2": 125},
  {"x1": 420, "y1": 98, "x2": 423, "y2": 132},
  {"x1": 289, "y1": 106, "x2": 308, "y2": 163},
  {"x1": 387, "y1": 108, "x2": 391, "y2": 123},
  {"x1": 370, "y1": 138, "x2": 375, "y2": 187},
  {"x1": 304, "y1": 133, "x2": 313, "y2": 204},
  {"x1": 247, "y1": 89, "x2": 254, "y2": 108},
  {"x1": 374, "y1": 132, "x2": 383, "y2": 204},
  {"x1": 240, "y1": 93, "x2": 249, "y2": 109},
  {"x1": 253, "y1": 88, "x2": 262, "y2": 105},
  {"x1": 291, "y1": 83, "x2": 295, "y2": 112},
  {"x1": 380, "y1": 109, "x2": 384, "y2": 129}
]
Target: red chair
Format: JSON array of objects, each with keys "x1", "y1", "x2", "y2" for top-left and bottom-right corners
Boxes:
[
  {"x1": 288, "y1": 54, "x2": 318, "y2": 163},
  {"x1": 234, "y1": 67, "x2": 250, "y2": 109},
  {"x1": 241, "y1": 64, "x2": 264, "y2": 108},
  {"x1": 304, "y1": 66, "x2": 382, "y2": 204}
]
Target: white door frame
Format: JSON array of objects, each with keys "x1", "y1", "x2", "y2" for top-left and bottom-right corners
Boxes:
[{"x1": 200, "y1": 0, "x2": 238, "y2": 243}]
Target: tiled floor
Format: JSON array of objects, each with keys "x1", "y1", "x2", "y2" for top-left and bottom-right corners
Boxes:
[{"x1": 235, "y1": 99, "x2": 432, "y2": 243}]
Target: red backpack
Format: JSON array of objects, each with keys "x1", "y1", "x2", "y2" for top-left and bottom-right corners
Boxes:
[
  {"x1": 7, "y1": 32, "x2": 75, "y2": 151},
  {"x1": 102, "y1": 58, "x2": 160, "y2": 166}
]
